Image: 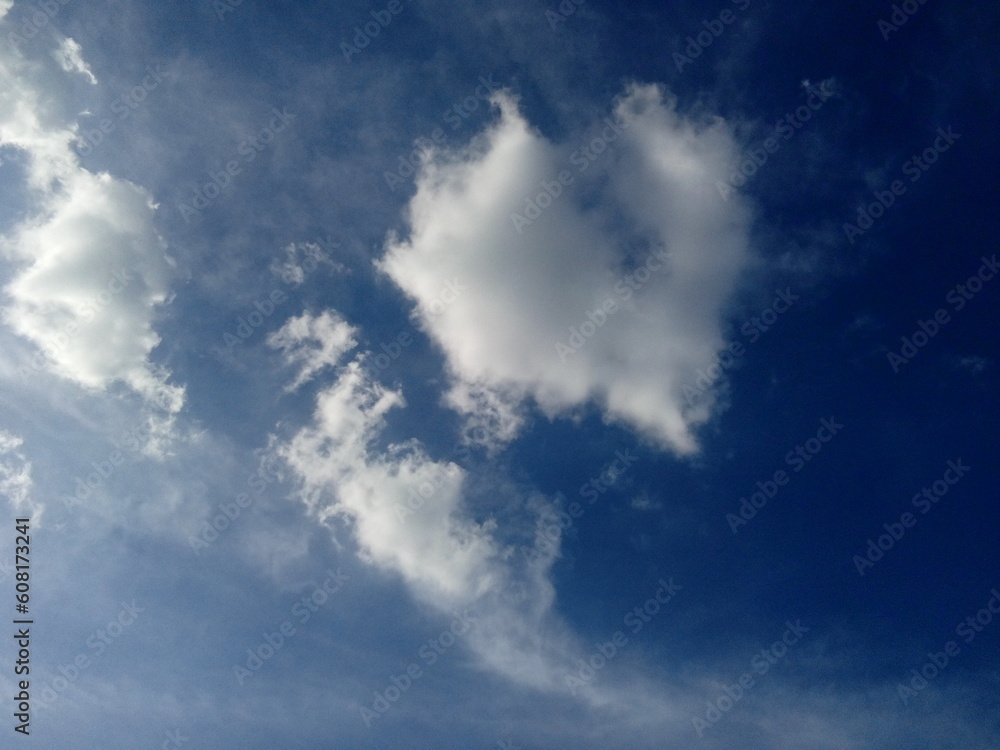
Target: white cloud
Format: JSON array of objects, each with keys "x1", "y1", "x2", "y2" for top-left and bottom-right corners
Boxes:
[
  {"x1": 54, "y1": 37, "x2": 97, "y2": 84},
  {"x1": 378, "y1": 84, "x2": 752, "y2": 454},
  {"x1": 271, "y1": 340, "x2": 581, "y2": 690},
  {"x1": 0, "y1": 23, "x2": 182, "y2": 418},
  {"x1": 268, "y1": 310, "x2": 358, "y2": 392},
  {"x1": 277, "y1": 358, "x2": 501, "y2": 604},
  {"x1": 0, "y1": 429, "x2": 38, "y2": 521},
  {"x1": 274, "y1": 342, "x2": 678, "y2": 700}
]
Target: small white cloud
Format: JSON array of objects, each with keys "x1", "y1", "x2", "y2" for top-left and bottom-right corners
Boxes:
[
  {"x1": 267, "y1": 310, "x2": 358, "y2": 392},
  {"x1": 956, "y1": 355, "x2": 988, "y2": 375},
  {"x1": 0, "y1": 430, "x2": 39, "y2": 521},
  {"x1": 276, "y1": 358, "x2": 500, "y2": 603},
  {"x1": 269, "y1": 240, "x2": 344, "y2": 286},
  {"x1": 54, "y1": 37, "x2": 97, "y2": 84},
  {"x1": 630, "y1": 491, "x2": 662, "y2": 511}
]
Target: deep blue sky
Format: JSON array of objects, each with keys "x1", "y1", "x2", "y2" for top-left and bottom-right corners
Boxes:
[{"x1": 0, "y1": 1, "x2": 998, "y2": 748}]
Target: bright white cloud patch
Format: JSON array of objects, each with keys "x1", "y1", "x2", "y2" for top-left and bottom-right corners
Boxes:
[
  {"x1": 0, "y1": 25, "x2": 182, "y2": 415},
  {"x1": 275, "y1": 351, "x2": 603, "y2": 695},
  {"x1": 54, "y1": 37, "x2": 97, "y2": 84},
  {"x1": 277, "y1": 359, "x2": 500, "y2": 603},
  {"x1": 379, "y1": 84, "x2": 751, "y2": 454},
  {"x1": 267, "y1": 310, "x2": 358, "y2": 392},
  {"x1": 0, "y1": 430, "x2": 38, "y2": 520}
]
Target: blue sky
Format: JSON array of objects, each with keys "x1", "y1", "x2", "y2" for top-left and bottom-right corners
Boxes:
[{"x1": 0, "y1": 0, "x2": 998, "y2": 748}]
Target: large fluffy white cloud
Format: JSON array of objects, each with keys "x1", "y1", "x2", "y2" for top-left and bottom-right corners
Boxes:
[
  {"x1": 378, "y1": 84, "x2": 751, "y2": 454},
  {"x1": 0, "y1": 21, "x2": 182, "y2": 416}
]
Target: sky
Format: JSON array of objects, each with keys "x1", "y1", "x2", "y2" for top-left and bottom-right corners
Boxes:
[{"x1": 0, "y1": 0, "x2": 998, "y2": 748}]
